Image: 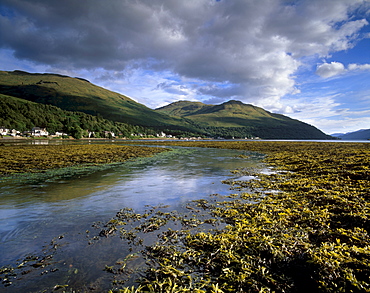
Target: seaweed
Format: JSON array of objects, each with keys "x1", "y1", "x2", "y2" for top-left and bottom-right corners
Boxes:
[
  {"x1": 0, "y1": 144, "x2": 169, "y2": 182},
  {"x1": 107, "y1": 141, "x2": 370, "y2": 292}
]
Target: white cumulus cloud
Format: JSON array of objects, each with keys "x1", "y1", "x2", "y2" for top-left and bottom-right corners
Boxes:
[
  {"x1": 348, "y1": 63, "x2": 370, "y2": 71},
  {"x1": 316, "y1": 62, "x2": 370, "y2": 78},
  {"x1": 315, "y1": 62, "x2": 346, "y2": 78}
]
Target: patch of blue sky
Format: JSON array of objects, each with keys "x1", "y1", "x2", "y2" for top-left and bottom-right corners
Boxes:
[
  {"x1": 163, "y1": 75, "x2": 182, "y2": 83},
  {"x1": 0, "y1": 49, "x2": 46, "y2": 73},
  {"x1": 328, "y1": 17, "x2": 370, "y2": 64},
  {"x1": 0, "y1": 5, "x2": 17, "y2": 18},
  {"x1": 328, "y1": 40, "x2": 370, "y2": 65},
  {"x1": 299, "y1": 67, "x2": 367, "y2": 95}
]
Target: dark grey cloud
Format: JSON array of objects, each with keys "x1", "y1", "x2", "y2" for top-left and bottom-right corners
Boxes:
[
  {"x1": 1, "y1": 0, "x2": 368, "y2": 109},
  {"x1": 197, "y1": 83, "x2": 244, "y2": 98}
]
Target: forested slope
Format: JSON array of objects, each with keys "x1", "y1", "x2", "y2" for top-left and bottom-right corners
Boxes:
[{"x1": 0, "y1": 94, "x2": 157, "y2": 138}]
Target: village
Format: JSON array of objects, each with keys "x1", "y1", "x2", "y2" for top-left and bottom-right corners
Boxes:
[
  {"x1": 0, "y1": 126, "x2": 64, "y2": 138},
  {"x1": 0, "y1": 126, "x2": 209, "y2": 140},
  {"x1": 0, "y1": 126, "x2": 143, "y2": 139}
]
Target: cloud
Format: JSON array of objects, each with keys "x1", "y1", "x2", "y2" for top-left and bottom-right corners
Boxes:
[
  {"x1": 0, "y1": 0, "x2": 368, "y2": 111},
  {"x1": 315, "y1": 62, "x2": 346, "y2": 78},
  {"x1": 348, "y1": 63, "x2": 370, "y2": 71},
  {"x1": 316, "y1": 62, "x2": 370, "y2": 78},
  {"x1": 156, "y1": 82, "x2": 190, "y2": 96},
  {"x1": 197, "y1": 83, "x2": 243, "y2": 99},
  {"x1": 307, "y1": 114, "x2": 370, "y2": 135}
]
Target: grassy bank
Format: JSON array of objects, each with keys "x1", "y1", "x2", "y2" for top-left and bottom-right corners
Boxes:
[{"x1": 109, "y1": 141, "x2": 370, "y2": 292}]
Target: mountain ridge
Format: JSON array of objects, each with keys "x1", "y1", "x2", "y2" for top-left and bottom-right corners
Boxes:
[
  {"x1": 331, "y1": 129, "x2": 370, "y2": 140},
  {"x1": 156, "y1": 100, "x2": 331, "y2": 139},
  {"x1": 0, "y1": 70, "x2": 331, "y2": 139}
]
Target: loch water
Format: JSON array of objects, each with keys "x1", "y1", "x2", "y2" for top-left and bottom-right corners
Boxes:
[{"x1": 0, "y1": 142, "x2": 266, "y2": 292}]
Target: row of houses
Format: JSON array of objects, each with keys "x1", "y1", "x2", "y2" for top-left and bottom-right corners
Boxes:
[
  {"x1": 0, "y1": 127, "x2": 174, "y2": 139},
  {"x1": 1, "y1": 127, "x2": 52, "y2": 137},
  {"x1": 0, "y1": 127, "x2": 117, "y2": 138}
]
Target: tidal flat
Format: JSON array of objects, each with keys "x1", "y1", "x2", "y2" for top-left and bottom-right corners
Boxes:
[
  {"x1": 0, "y1": 141, "x2": 369, "y2": 292},
  {"x1": 0, "y1": 143, "x2": 169, "y2": 182}
]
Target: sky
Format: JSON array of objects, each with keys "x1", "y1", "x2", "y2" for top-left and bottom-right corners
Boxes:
[{"x1": 1, "y1": 0, "x2": 370, "y2": 135}]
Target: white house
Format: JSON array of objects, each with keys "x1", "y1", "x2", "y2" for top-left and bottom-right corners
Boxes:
[
  {"x1": 0, "y1": 127, "x2": 9, "y2": 136},
  {"x1": 55, "y1": 131, "x2": 68, "y2": 137},
  {"x1": 31, "y1": 127, "x2": 49, "y2": 136},
  {"x1": 10, "y1": 129, "x2": 20, "y2": 137},
  {"x1": 104, "y1": 131, "x2": 115, "y2": 138}
]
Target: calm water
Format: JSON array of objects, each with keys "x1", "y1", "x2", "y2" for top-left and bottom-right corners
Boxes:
[{"x1": 0, "y1": 143, "x2": 266, "y2": 292}]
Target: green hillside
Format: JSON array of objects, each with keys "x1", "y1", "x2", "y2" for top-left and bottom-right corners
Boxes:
[
  {"x1": 0, "y1": 93, "x2": 159, "y2": 138},
  {"x1": 156, "y1": 100, "x2": 331, "y2": 139},
  {"x1": 157, "y1": 100, "x2": 278, "y2": 127},
  {"x1": 0, "y1": 70, "x2": 198, "y2": 133}
]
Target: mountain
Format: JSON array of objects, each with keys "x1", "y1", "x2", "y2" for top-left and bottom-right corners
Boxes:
[
  {"x1": 332, "y1": 129, "x2": 370, "y2": 140},
  {"x1": 156, "y1": 100, "x2": 331, "y2": 139},
  {"x1": 0, "y1": 70, "x2": 199, "y2": 134},
  {"x1": 0, "y1": 70, "x2": 331, "y2": 139},
  {"x1": 157, "y1": 100, "x2": 284, "y2": 127},
  {"x1": 330, "y1": 133, "x2": 345, "y2": 137}
]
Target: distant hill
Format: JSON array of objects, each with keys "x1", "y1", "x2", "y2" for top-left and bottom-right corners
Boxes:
[
  {"x1": 156, "y1": 100, "x2": 331, "y2": 139},
  {"x1": 0, "y1": 70, "x2": 199, "y2": 134},
  {"x1": 332, "y1": 129, "x2": 370, "y2": 140},
  {"x1": 330, "y1": 133, "x2": 345, "y2": 137}
]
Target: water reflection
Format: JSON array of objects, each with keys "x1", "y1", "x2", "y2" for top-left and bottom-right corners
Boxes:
[{"x1": 0, "y1": 145, "x2": 265, "y2": 291}]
